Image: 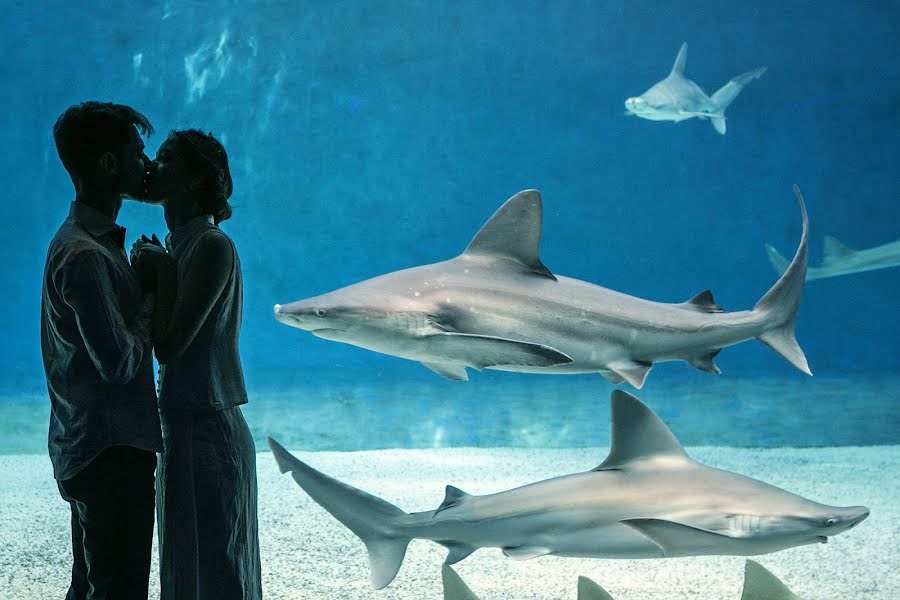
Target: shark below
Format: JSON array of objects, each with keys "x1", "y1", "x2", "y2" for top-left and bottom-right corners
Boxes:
[
  {"x1": 767, "y1": 234, "x2": 900, "y2": 281},
  {"x1": 441, "y1": 559, "x2": 805, "y2": 599},
  {"x1": 275, "y1": 187, "x2": 811, "y2": 388},
  {"x1": 625, "y1": 42, "x2": 766, "y2": 134},
  {"x1": 268, "y1": 391, "x2": 869, "y2": 590}
]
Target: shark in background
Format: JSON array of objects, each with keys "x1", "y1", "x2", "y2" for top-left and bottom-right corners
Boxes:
[
  {"x1": 625, "y1": 42, "x2": 766, "y2": 134},
  {"x1": 274, "y1": 187, "x2": 811, "y2": 388},
  {"x1": 268, "y1": 390, "x2": 868, "y2": 589},
  {"x1": 441, "y1": 560, "x2": 803, "y2": 599},
  {"x1": 767, "y1": 234, "x2": 900, "y2": 281}
]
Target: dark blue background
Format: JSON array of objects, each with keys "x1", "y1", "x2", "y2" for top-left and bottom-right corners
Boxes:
[{"x1": 2, "y1": 1, "x2": 898, "y2": 396}]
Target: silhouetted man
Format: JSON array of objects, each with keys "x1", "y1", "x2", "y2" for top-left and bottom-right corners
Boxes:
[{"x1": 41, "y1": 101, "x2": 162, "y2": 600}]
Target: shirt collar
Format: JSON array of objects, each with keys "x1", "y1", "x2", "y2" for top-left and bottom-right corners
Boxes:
[{"x1": 69, "y1": 201, "x2": 123, "y2": 240}]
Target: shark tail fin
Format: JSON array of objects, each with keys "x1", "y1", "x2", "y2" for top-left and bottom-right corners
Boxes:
[
  {"x1": 740, "y1": 560, "x2": 803, "y2": 600},
  {"x1": 268, "y1": 437, "x2": 411, "y2": 590},
  {"x1": 753, "y1": 185, "x2": 811, "y2": 375},
  {"x1": 708, "y1": 66, "x2": 767, "y2": 134}
]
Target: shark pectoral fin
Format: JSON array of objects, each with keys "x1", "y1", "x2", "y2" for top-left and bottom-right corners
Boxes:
[
  {"x1": 599, "y1": 370, "x2": 625, "y2": 385},
  {"x1": 606, "y1": 360, "x2": 653, "y2": 389},
  {"x1": 441, "y1": 565, "x2": 481, "y2": 600},
  {"x1": 422, "y1": 362, "x2": 469, "y2": 381},
  {"x1": 577, "y1": 576, "x2": 615, "y2": 600},
  {"x1": 502, "y1": 545, "x2": 553, "y2": 560},
  {"x1": 425, "y1": 333, "x2": 573, "y2": 370},
  {"x1": 462, "y1": 189, "x2": 557, "y2": 280},
  {"x1": 440, "y1": 541, "x2": 478, "y2": 566},
  {"x1": 681, "y1": 290, "x2": 725, "y2": 313},
  {"x1": 741, "y1": 560, "x2": 804, "y2": 600},
  {"x1": 688, "y1": 349, "x2": 722, "y2": 374},
  {"x1": 711, "y1": 115, "x2": 727, "y2": 134},
  {"x1": 593, "y1": 391, "x2": 690, "y2": 470},
  {"x1": 822, "y1": 235, "x2": 856, "y2": 265},
  {"x1": 620, "y1": 518, "x2": 745, "y2": 557},
  {"x1": 434, "y1": 485, "x2": 471, "y2": 517}
]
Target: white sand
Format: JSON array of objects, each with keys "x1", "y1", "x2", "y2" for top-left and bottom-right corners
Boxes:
[{"x1": 1, "y1": 446, "x2": 898, "y2": 599}]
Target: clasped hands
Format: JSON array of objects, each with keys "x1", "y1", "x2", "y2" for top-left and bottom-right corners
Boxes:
[{"x1": 131, "y1": 234, "x2": 174, "y2": 293}]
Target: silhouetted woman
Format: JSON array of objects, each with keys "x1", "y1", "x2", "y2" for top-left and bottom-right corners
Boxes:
[{"x1": 133, "y1": 130, "x2": 262, "y2": 600}]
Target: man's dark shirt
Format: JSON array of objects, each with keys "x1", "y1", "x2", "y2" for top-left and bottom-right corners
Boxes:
[{"x1": 41, "y1": 202, "x2": 162, "y2": 480}]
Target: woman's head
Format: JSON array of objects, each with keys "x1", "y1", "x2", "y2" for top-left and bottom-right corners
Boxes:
[{"x1": 149, "y1": 129, "x2": 233, "y2": 224}]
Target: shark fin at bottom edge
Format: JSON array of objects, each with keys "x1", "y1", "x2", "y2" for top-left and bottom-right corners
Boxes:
[
  {"x1": 741, "y1": 560, "x2": 804, "y2": 600},
  {"x1": 441, "y1": 565, "x2": 481, "y2": 600},
  {"x1": 620, "y1": 518, "x2": 747, "y2": 557},
  {"x1": 577, "y1": 576, "x2": 616, "y2": 600}
]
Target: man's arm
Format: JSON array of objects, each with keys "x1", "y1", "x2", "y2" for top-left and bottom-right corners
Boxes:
[{"x1": 61, "y1": 251, "x2": 153, "y2": 384}]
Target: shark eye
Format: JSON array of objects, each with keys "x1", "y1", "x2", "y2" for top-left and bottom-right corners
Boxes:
[
  {"x1": 825, "y1": 517, "x2": 838, "y2": 526},
  {"x1": 314, "y1": 308, "x2": 327, "y2": 317}
]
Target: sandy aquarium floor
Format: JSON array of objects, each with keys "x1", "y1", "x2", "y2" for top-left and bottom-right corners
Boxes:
[{"x1": 0, "y1": 445, "x2": 897, "y2": 600}]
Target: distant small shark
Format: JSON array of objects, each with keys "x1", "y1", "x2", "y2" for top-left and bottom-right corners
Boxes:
[
  {"x1": 442, "y1": 559, "x2": 803, "y2": 599},
  {"x1": 625, "y1": 42, "x2": 766, "y2": 134},
  {"x1": 767, "y1": 235, "x2": 900, "y2": 281},
  {"x1": 274, "y1": 187, "x2": 811, "y2": 388},
  {"x1": 268, "y1": 390, "x2": 868, "y2": 589}
]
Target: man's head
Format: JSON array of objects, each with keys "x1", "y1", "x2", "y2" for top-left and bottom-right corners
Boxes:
[{"x1": 53, "y1": 101, "x2": 153, "y2": 201}]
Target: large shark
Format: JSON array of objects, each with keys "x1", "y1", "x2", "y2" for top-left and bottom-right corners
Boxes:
[
  {"x1": 442, "y1": 560, "x2": 803, "y2": 600},
  {"x1": 767, "y1": 234, "x2": 900, "y2": 281},
  {"x1": 274, "y1": 187, "x2": 811, "y2": 388},
  {"x1": 624, "y1": 42, "x2": 766, "y2": 134},
  {"x1": 268, "y1": 391, "x2": 869, "y2": 590}
]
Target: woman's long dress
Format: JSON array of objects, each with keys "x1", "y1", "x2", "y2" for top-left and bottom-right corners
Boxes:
[{"x1": 157, "y1": 216, "x2": 262, "y2": 600}]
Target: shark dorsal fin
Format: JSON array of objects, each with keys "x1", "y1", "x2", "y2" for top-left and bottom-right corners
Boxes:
[
  {"x1": 681, "y1": 290, "x2": 725, "y2": 313},
  {"x1": 463, "y1": 189, "x2": 557, "y2": 280},
  {"x1": 670, "y1": 42, "x2": 688, "y2": 77},
  {"x1": 740, "y1": 560, "x2": 803, "y2": 600},
  {"x1": 593, "y1": 391, "x2": 690, "y2": 470},
  {"x1": 822, "y1": 235, "x2": 856, "y2": 264},
  {"x1": 435, "y1": 485, "x2": 471, "y2": 516}
]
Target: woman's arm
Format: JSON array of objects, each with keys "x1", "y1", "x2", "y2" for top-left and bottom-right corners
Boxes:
[{"x1": 150, "y1": 231, "x2": 234, "y2": 364}]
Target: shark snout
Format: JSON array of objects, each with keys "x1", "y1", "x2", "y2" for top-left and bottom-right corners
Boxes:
[
  {"x1": 844, "y1": 506, "x2": 870, "y2": 529},
  {"x1": 274, "y1": 303, "x2": 304, "y2": 328},
  {"x1": 624, "y1": 97, "x2": 644, "y2": 113}
]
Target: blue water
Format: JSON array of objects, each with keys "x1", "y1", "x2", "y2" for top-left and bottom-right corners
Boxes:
[{"x1": 1, "y1": 1, "x2": 898, "y2": 449}]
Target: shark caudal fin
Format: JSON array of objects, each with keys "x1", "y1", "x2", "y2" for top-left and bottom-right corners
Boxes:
[
  {"x1": 753, "y1": 185, "x2": 811, "y2": 375},
  {"x1": 708, "y1": 66, "x2": 767, "y2": 134},
  {"x1": 268, "y1": 438, "x2": 411, "y2": 589},
  {"x1": 740, "y1": 560, "x2": 804, "y2": 600}
]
